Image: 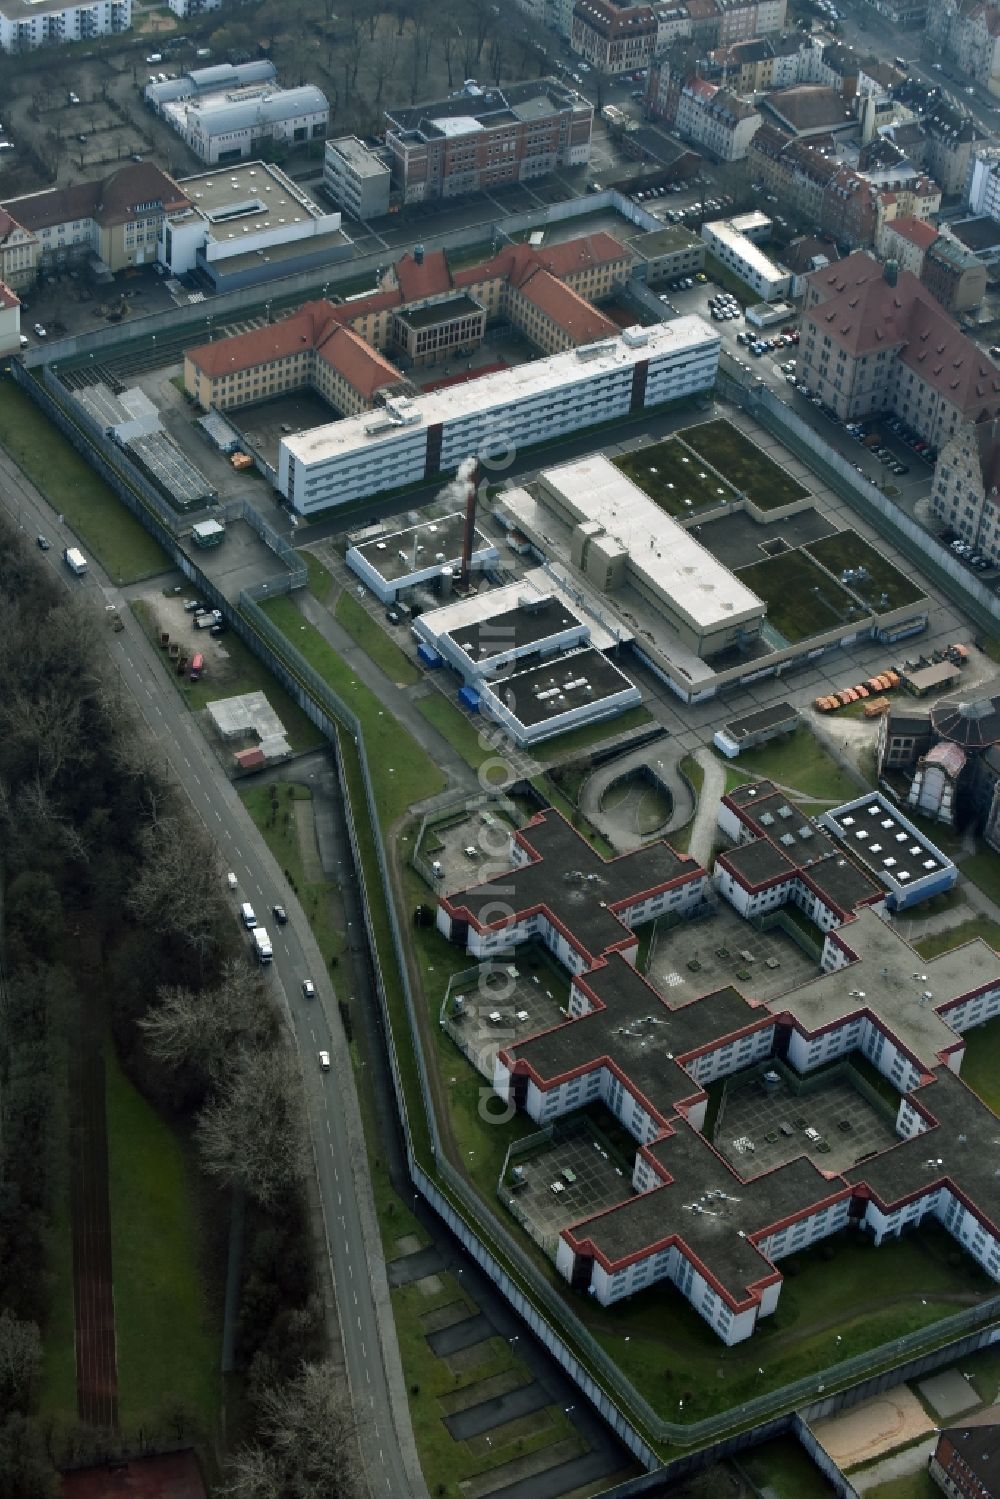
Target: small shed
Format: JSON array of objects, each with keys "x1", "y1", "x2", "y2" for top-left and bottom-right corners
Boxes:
[{"x1": 191, "y1": 518, "x2": 226, "y2": 548}]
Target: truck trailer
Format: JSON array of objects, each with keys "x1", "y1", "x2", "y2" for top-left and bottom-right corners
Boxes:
[
  {"x1": 63, "y1": 547, "x2": 88, "y2": 576},
  {"x1": 252, "y1": 927, "x2": 273, "y2": 964}
]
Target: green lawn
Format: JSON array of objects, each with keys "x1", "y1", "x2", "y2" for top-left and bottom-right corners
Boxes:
[
  {"x1": 958, "y1": 1014, "x2": 1000, "y2": 1115},
  {"x1": 740, "y1": 1436, "x2": 835, "y2": 1498},
  {"x1": 130, "y1": 599, "x2": 324, "y2": 753},
  {"x1": 915, "y1": 919, "x2": 1000, "y2": 960},
  {"x1": 261, "y1": 595, "x2": 446, "y2": 827},
  {"x1": 680, "y1": 417, "x2": 809, "y2": 512},
  {"x1": 300, "y1": 549, "x2": 334, "y2": 604},
  {"x1": 38, "y1": 1145, "x2": 76, "y2": 1422},
  {"x1": 417, "y1": 692, "x2": 495, "y2": 770},
  {"x1": 722, "y1": 727, "x2": 861, "y2": 801},
  {"x1": 538, "y1": 704, "x2": 652, "y2": 762},
  {"x1": 679, "y1": 754, "x2": 705, "y2": 800},
  {"x1": 960, "y1": 853, "x2": 1000, "y2": 906},
  {"x1": 0, "y1": 383, "x2": 169, "y2": 582},
  {"x1": 867, "y1": 1471, "x2": 940, "y2": 1499},
  {"x1": 241, "y1": 783, "x2": 346, "y2": 970},
  {"x1": 806, "y1": 532, "x2": 925, "y2": 613},
  {"x1": 736, "y1": 550, "x2": 856, "y2": 644},
  {"x1": 613, "y1": 437, "x2": 739, "y2": 518},
  {"x1": 335, "y1": 590, "x2": 421, "y2": 686},
  {"x1": 105, "y1": 1037, "x2": 220, "y2": 1439},
  {"x1": 591, "y1": 1223, "x2": 991, "y2": 1421}
]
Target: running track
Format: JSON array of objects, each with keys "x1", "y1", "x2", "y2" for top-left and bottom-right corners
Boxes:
[{"x1": 70, "y1": 1002, "x2": 119, "y2": 1429}]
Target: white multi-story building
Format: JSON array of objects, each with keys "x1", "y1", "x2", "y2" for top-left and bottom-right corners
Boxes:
[
  {"x1": 675, "y1": 79, "x2": 762, "y2": 161},
  {"x1": 0, "y1": 0, "x2": 130, "y2": 50},
  {"x1": 323, "y1": 136, "x2": 391, "y2": 221},
  {"x1": 277, "y1": 317, "x2": 721, "y2": 515},
  {"x1": 700, "y1": 211, "x2": 791, "y2": 299},
  {"x1": 967, "y1": 146, "x2": 1000, "y2": 222},
  {"x1": 166, "y1": 0, "x2": 220, "y2": 15}
]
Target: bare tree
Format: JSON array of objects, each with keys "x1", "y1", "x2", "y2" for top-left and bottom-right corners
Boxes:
[
  {"x1": 140, "y1": 962, "x2": 275, "y2": 1087},
  {"x1": 0, "y1": 1313, "x2": 41, "y2": 1413},
  {"x1": 196, "y1": 1047, "x2": 309, "y2": 1209},
  {"x1": 372, "y1": 35, "x2": 400, "y2": 108},
  {"x1": 126, "y1": 813, "x2": 222, "y2": 961},
  {"x1": 221, "y1": 1361, "x2": 360, "y2": 1499}
]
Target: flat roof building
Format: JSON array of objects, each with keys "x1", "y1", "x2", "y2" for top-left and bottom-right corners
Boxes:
[
  {"x1": 434, "y1": 798, "x2": 1000, "y2": 1344},
  {"x1": 819, "y1": 791, "x2": 957, "y2": 910},
  {"x1": 323, "y1": 136, "x2": 391, "y2": 221},
  {"x1": 713, "y1": 701, "x2": 798, "y2": 758},
  {"x1": 700, "y1": 212, "x2": 792, "y2": 301},
  {"x1": 385, "y1": 78, "x2": 593, "y2": 203},
  {"x1": 478, "y1": 646, "x2": 642, "y2": 745},
  {"x1": 346, "y1": 512, "x2": 499, "y2": 603},
  {"x1": 276, "y1": 318, "x2": 721, "y2": 515},
  {"x1": 161, "y1": 162, "x2": 349, "y2": 290}
]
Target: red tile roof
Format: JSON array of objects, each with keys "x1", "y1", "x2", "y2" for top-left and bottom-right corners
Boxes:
[
  {"x1": 885, "y1": 215, "x2": 939, "y2": 252},
  {"x1": 393, "y1": 248, "x2": 452, "y2": 301},
  {"x1": 321, "y1": 324, "x2": 403, "y2": 396},
  {"x1": 3, "y1": 163, "x2": 188, "y2": 233},
  {"x1": 805, "y1": 251, "x2": 1000, "y2": 415},
  {"x1": 0, "y1": 279, "x2": 18, "y2": 310},
  {"x1": 515, "y1": 268, "x2": 619, "y2": 343}
]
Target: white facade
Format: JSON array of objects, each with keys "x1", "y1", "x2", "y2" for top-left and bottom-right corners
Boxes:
[
  {"x1": 0, "y1": 0, "x2": 130, "y2": 50},
  {"x1": 323, "y1": 136, "x2": 391, "y2": 221},
  {"x1": 675, "y1": 84, "x2": 762, "y2": 163},
  {"x1": 167, "y1": 0, "x2": 220, "y2": 14},
  {"x1": 278, "y1": 319, "x2": 721, "y2": 515},
  {"x1": 701, "y1": 215, "x2": 792, "y2": 300},
  {"x1": 967, "y1": 147, "x2": 1000, "y2": 223},
  {"x1": 147, "y1": 70, "x2": 330, "y2": 166}
]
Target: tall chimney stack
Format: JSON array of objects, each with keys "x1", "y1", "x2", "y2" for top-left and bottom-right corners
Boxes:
[{"x1": 461, "y1": 462, "x2": 479, "y2": 588}]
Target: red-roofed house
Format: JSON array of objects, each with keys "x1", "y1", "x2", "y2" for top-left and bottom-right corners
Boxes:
[
  {"x1": 876, "y1": 215, "x2": 940, "y2": 276},
  {"x1": 798, "y1": 250, "x2": 1000, "y2": 441}
]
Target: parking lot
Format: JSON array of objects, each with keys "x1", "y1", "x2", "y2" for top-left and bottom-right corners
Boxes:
[
  {"x1": 713, "y1": 1060, "x2": 900, "y2": 1180},
  {"x1": 645, "y1": 906, "x2": 820, "y2": 1009}
]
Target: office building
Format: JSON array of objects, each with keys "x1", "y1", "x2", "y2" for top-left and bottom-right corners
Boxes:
[
  {"x1": 797, "y1": 251, "x2": 1000, "y2": 441},
  {"x1": 0, "y1": 0, "x2": 130, "y2": 50},
  {"x1": 160, "y1": 162, "x2": 349, "y2": 291},
  {"x1": 384, "y1": 79, "x2": 592, "y2": 204},
  {"x1": 700, "y1": 212, "x2": 791, "y2": 300},
  {"x1": 323, "y1": 136, "x2": 391, "y2": 221},
  {"x1": 1, "y1": 163, "x2": 188, "y2": 282}
]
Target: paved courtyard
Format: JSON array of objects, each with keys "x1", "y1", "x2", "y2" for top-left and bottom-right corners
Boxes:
[
  {"x1": 442, "y1": 944, "x2": 571, "y2": 1081},
  {"x1": 645, "y1": 905, "x2": 821, "y2": 1008},
  {"x1": 422, "y1": 808, "x2": 520, "y2": 898},
  {"x1": 503, "y1": 1124, "x2": 633, "y2": 1257},
  {"x1": 713, "y1": 1061, "x2": 900, "y2": 1180}
]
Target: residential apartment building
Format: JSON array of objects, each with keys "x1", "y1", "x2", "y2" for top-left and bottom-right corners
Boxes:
[
  {"x1": 715, "y1": 0, "x2": 786, "y2": 43},
  {"x1": 572, "y1": 0, "x2": 658, "y2": 73},
  {"x1": 967, "y1": 145, "x2": 1000, "y2": 220},
  {"x1": 930, "y1": 416, "x2": 1000, "y2": 564},
  {"x1": 384, "y1": 79, "x2": 592, "y2": 204},
  {"x1": 323, "y1": 136, "x2": 391, "y2": 221},
  {"x1": 0, "y1": 0, "x2": 130, "y2": 51},
  {"x1": 876, "y1": 214, "x2": 939, "y2": 275},
  {"x1": 922, "y1": 98, "x2": 987, "y2": 196},
  {"x1": 921, "y1": 234, "x2": 988, "y2": 312},
  {"x1": 674, "y1": 79, "x2": 761, "y2": 159},
  {"x1": 166, "y1": 0, "x2": 219, "y2": 14},
  {"x1": 928, "y1": 0, "x2": 1000, "y2": 95},
  {"x1": 798, "y1": 251, "x2": 1000, "y2": 442},
  {"x1": 1, "y1": 163, "x2": 189, "y2": 281}
]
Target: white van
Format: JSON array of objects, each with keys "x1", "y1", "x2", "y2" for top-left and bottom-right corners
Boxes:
[{"x1": 240, "y1": 902, "x2": 257, "y2": 929}]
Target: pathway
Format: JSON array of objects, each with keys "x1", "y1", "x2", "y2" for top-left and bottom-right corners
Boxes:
[
  {"x1": 688, "y1": 745, "x2": 726, "y2": 868},
  {"x1": 577, "y1": 734, "x2": 689, "y2": 852}
]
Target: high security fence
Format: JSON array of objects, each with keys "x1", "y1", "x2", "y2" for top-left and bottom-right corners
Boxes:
[{"x1": 12, "y1": 361, "x2": 1000, "y2": 1470}]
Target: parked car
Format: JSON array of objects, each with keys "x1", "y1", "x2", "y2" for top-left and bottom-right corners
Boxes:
[{"x1": 33, "y1": 323, "x2": 46, "y2": 337}]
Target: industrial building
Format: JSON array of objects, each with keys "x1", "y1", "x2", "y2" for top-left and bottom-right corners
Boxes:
[
  {"x1": 433, "y1": 791, "x2": 997, "y2": 1343},
  {"x1": 713, "y1": 701, "x2": 798, "y2": 758},
  {"x1": 346, "y1": 512, "x2": 499, "y2": 603},
  {"x1": 699, "y1": 212, "x2": 792, "y2": 301},
  {"x1": 160, "y1": 162, "x2": 350, "y2": 290},
  {"x1": 384, "y1": 78, "x2": 593, "y2": 204},
  {"x1": 475, "y1": 647, "x2": 641, "y2": 746},
  {"x1": 274, "y1": 319, "x2": 721, "y2": 515},
  {"x1": 145, "y1": 63, "x2": 329, "y2": 166},
  {"x1": 323, "y1": 136, "x2": 392, "y2": 221},
  {"x1": 0, "y1": 0, "x2": 130, "y2": 51}
]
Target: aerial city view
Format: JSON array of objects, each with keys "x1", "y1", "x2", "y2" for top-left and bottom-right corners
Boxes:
[{"x1": 6, "y1": 0, "x2": 1000, "y2": 1497}]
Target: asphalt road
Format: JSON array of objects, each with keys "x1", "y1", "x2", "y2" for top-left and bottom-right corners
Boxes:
[{"x1": 0, "y1": 454, "x2": 423, "y2": 1498}]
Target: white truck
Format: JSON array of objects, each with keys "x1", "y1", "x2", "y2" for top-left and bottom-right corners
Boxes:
[
  {"x1": 63, "y1": 547, "x2": 88, "y2": 576},
  {"x1": 252, "y1": 927, "x2": 273, "y2": 964},
  {"x1": 194, "y1": 609, "x2": 221, "y2": 629}
]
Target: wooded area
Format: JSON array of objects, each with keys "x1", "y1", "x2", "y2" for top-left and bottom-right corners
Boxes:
[{"x1": 0, "y1": 523, "x2": 355, "y2": 1495}]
